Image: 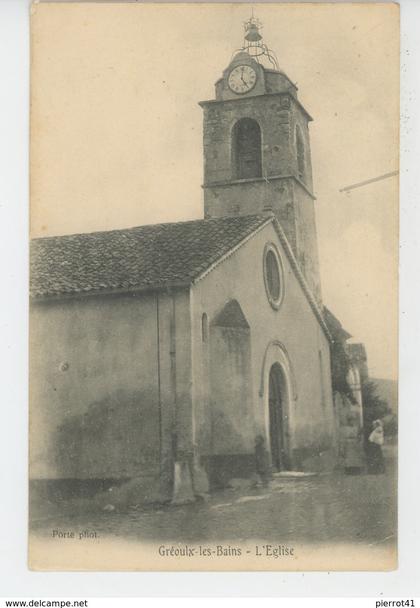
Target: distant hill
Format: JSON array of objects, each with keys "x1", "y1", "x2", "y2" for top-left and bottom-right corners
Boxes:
[{"x1": 371, "y1": 377, "x2": 398, "y2": 412}]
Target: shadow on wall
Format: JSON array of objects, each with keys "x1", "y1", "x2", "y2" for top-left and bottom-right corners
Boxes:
[
  {"x1": 201, "y1": 410, "x2": 257, "y2": 490},
  {"x1": 54, "y1": 389, "x2": 161, "y2": 483},
  {"x1": 30, "y1": 389, "x2": 168, "y2": 519}
]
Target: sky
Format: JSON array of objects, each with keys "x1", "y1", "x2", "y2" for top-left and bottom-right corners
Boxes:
[{"x1": 31, "y1": 2, "x2": 399, "y2": 380}]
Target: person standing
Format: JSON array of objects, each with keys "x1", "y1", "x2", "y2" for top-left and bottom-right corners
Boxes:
[
  {"x1": 254, "y1": 435, "x2": 271, "y2": 487},
  {"x1": 342, "y1": 412, "x2": 365, "y2": 474}
]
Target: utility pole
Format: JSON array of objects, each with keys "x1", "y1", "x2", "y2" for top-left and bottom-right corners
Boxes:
[{"x1": 339, "y1": 170, "x2": 398, "y2": 193}]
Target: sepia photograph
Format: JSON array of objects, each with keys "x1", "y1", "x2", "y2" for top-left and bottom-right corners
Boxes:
[{"x1": 28, "y1": 2, "x2": 399, "y2": 571}]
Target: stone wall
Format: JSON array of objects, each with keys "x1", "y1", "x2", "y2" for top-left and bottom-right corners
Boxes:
[{"x1": 201, "y1": 90, "x2": 322, "y2": 302}]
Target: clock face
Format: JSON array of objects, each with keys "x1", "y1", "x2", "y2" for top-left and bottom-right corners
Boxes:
[{"x1": 228, "y1": 65, "x2": 257, "y2": 94}]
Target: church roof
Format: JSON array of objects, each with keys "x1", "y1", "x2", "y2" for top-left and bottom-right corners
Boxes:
[
  {"x1": 323, "y1": 306, "x2": 352, "y2": 342},
  {"x1": 30, "y1": 214, "x2": 271, "y2": 298},
  {"x1": 31, "y1": 212, "x2": 333, "y2": 341}
]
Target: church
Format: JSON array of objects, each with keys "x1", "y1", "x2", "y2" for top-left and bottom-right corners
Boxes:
[{"x1": 30, "y1": 18, "x2": 365, "y2": 505}]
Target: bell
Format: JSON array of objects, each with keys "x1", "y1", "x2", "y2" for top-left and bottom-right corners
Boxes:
[{"x1": 245, "y1": 23, "x2": 262, "y2": 42}]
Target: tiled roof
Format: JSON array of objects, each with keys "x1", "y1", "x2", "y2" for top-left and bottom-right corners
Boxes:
[
  {"x1": 30, "y1": 214, "x2": 271, "y2": 298},
  {"x1": 323, "y1": 306, "x2": 352, "y2": 342}
]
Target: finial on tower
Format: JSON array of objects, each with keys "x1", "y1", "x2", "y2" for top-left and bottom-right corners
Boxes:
[{"x1": 235, "y1": 12, "x2": 279, "y2": 70}]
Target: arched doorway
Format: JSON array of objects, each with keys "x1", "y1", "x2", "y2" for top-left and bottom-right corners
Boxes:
[
  {"x1": 268, "y1": 362, "x2": 287, "y2": 471},
  {"x1": 260, "y1": 341, "x2": 295, "y2": 470}
]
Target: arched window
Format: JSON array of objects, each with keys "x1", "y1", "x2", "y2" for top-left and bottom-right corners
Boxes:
[
  {"x1": 201, "y1": 313, "x2": 209, "y2": 343},
  {"x1": 232, "y1": 118, "x2": 262, "y2": 180},
  {"x1": 296, "y1": 125, "x2": 305, "y2": 181}
]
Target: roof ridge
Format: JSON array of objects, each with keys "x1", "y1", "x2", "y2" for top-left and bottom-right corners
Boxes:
[{"x1": 31, "y1": 213, "x2": 269, "y2": 244}]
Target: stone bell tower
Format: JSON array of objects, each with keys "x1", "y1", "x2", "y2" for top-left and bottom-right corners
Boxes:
[{"x1": 199, "y1": 16, "x2": 322, "y2": 302}]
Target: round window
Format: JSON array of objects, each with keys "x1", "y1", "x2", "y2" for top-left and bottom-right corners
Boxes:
[{"x1": 263, "y1": 244, "x2": 284, "y2": 309}]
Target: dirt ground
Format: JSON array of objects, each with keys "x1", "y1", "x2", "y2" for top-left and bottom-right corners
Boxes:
[{"x1": 30, "y1": 444, "x2": 397, "y2": 547}]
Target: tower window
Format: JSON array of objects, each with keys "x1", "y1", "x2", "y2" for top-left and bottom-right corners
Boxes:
[
  {"x1": 296, "y1": 125, "x2": 305, "y2": 181},
  {"x1": 232, "y1": 118, "x2": 262, "y2": 180}
]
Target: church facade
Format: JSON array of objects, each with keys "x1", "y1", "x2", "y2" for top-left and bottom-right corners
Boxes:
[{"x1": 30, "y1": 20, "x2": 354, "y2": 505}]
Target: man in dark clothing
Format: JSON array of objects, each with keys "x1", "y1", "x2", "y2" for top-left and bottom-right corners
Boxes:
[{"x1": 255, "y1": 434, "x2": 272, "y2": 486}]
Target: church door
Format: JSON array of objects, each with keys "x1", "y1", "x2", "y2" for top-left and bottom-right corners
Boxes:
[{"x1": 268, "y1": 363, "x2": 286, "y2": 471}]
